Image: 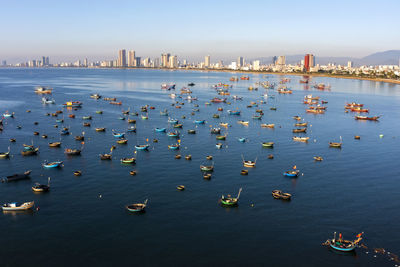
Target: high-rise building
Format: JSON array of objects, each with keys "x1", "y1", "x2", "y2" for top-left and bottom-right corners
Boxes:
[
  {"x1": 135, "y1": 57, "x2": 141, "y2": 67},
  {"x1": 84, "y1": 58, "x2": 88, "y2": 67},
  {"x1": 169, "y1": 55, "x2": 178, "y2": 68},
  {"x1": 276, "y1": 56, "x2": 285, "y2": 66},
  {"x1": 128, "y1": 50, "x2": 136, "y2": 67},
  {"x1": 161, "y1": 53, "x2": 170, "y2": 67},
  {"x1": 118, "y1": 49, "x2": 126, "y2": 67},
  {"x1": 304, "y1": 54, "x2": 315, "y2": 71},
  {"x1": 237, "y1": 57, "x2": 244, "y2": 68},
  {"x1": 253, "y1": 60, "x2": 261, "y2": 71},
  {"x1": 143, "y1": 58, "x2": 150, "y2": 67},
  {"x1": 272, "y1": 56, "x2": 277, "y2": 65},
  {"x1": 205, "y1": 55, "x2": 210, "y2": 68},
  {"x1": 154, "y1": 58, "x2": 160, "y2": 68},
  {"x1": 347, "y1": 61, "x2": 353, "y2": 68}
]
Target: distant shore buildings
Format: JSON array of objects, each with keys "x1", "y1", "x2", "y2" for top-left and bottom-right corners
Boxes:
[{"x1": 2, "y1": 50, "x2": 400, "y2": 80}]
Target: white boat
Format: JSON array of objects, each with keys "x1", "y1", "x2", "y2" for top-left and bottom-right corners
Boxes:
[
  {"x1": 2, "y1": 201, "x2": 34, "y2": 211},
  {"x1": 42, "y1": 97, "x2": 55, "y2": 104}
]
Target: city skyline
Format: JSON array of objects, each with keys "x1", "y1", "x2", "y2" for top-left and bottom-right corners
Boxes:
[{"x1": 2, "y1": 0, "x2": 400, "y2": 63}]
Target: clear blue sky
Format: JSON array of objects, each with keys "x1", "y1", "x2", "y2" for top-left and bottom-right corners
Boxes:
[{"x1": 2, "y1": 0, "x2": 400, "y2": 63}]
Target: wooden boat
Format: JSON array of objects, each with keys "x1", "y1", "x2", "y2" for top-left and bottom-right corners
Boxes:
[
  {"x1": 9, "y1": 138, "x2": 16, "y2": 142},
  {"x1": 216, "y1": 143, "x2": 223, "y2": 149},
  {"x1": 130, "y1": 170, "x2": 137, "y2": 176},
  {"x1": 243, "y1": 157, "x2": 256, "y2": 167},
  {"x1": 21, "y1": 148, "x2": 39, "y2": 156},
  {"x1": 35, "y1": 86, "x2": 52, "y2": 94},
  {"x1": 194, "y1": 120, "x2": 205, "y2": 124},
  {"x1": 73, "y1": 171, "x2": 82, "y2": 176},
  {"x1": 42, "y1": 161, "x2": 63, "y2": 168},
  {"x1": 277, "y1": 88, "x2": 292, "y2": 94},
  {"x1": 141, "y1": 115, "x2": 148, "y2": 120},
  {"x1": 206, "y1": 155, "x2": 213, "y2": 160},
  {"x1": 262, "y1": 142, "x2": 274, "y2": 148},
  {"x1": 314, "y1": 156, "x2": 323, "y2": 161},
  {"x1": 292, "y1": 137, "x2": 309, "y2": 142},
  {"x1": 103, "y1": 97, "x2": 117, "y2": 101},
  {"x1": 210, "y1": 97, "x2": 227, "y2": 103},
  {"x1": 60, "y1": 128, "x2": 70, "y2": 135},
  {"x1": 227, "y1": 110, "x2": 241, "y2": 115},
  {"x1": 283, "y1": 170, "x2": 299, "y2": 177},
  {"x1": 292, "y1": 128, "x2": 307, "y2": 133},
  {"x1": 63, "y1": 101, "x2": 82, "y2": 108},
  {"x1": 167, "y1": 132, "x2": 179, "y2": 138},
  {"x1": 135, "y1": 144, "x2": 149, "y2": 150},
  {"x1": 110, "y1": 101, "x2": 122, "y2": 105},
  {"x1": 306, "y1": 109, "x2": 325, "y2": 114},
  {"x1": 75, "y1": 135, "x2": 84, "y2": 141},
  {"x1": 116, "y1": 139, "x2": 128, "y2": 144},
  {"x1": 293, "y1": 116, "x2": 302, "y2": 121},
  {"x1": 33, "y1": 131, "x2": 40, "y2": 136},
  {"x1": 95, "y1": 127, "x2": 106, "y2": 132},
  {"x1": 210, "y1": 128, "x2": 221, "y2": 134},
  {"x1": 294, "y1": 122, "x2": 308, "y2": 127},
  {"x1": 326, "y1": 232, "x2": 363, "y2": 252},
  {"x1": 1, "y1": 170, "x2": 31, "y2": 183},
  {"x1": 240, "y1": 169, "x2": 248, "y2": 175},
  {"x1": 82, "y1": 116, "x2": 92, "y2": 120},
  {"x1": 216, "y1": 135, "x2": 226, "y2": 140},
  {"x1": 64, "y1": 148, "x2": 81, "y2": 155},
  {"x1": 32, "y1": 178, "x2": 50, "y2": 192},
  {"x1": 160, "y1": 110, "x2": 168, "y2": 116},
  {"x1": 272, "y1": 190, "x2": 291, "y2": 200},
  {"x1": 329, "y1": 142, "x2": 342, "y2": 148},
  {"x1": 128, "y1": 119, "x2": 136, "y2": 124},
  {"x1": 177, "y1": 185, "x2": 185, "y2": 191},
  {"x1": 221, "y1": 188, "x2": 242, "y2": 206},
  {"x1": 126, "y1": 199, "x2": 148, "y2": 212},
  {"x1": 96, "y1": 110, "x2": 103, "y2": 114},
  {"x1": 187, "y1": 129, "x2": 196, "y2": 134},
  {"x1": 237, "y1": 120, "x2": 249, "y2": 126},
  {"x1": 252, "y1": 114, "x2": 263, "y2": 120},
  {"x1": 83, "y1": 122, "x2": 91, "y2": 127},
  {"x1": 173, "y1": 124, "x2": 183, "y2": 128},
  {"x1": 90, "y1": 93, "x2": 102, "y2": 99},
  {"x1": 200, "y1": 164, "x2": 214, "y2": 172},
  {"x1": 3, "y1": 111, "x2": 14, "y2": 118},
  {"x1": 42, "y1": 97, "x2": 55, "y2": 104},
  {"x1": 68, "y1": 114, "x2": 75, "y2": 118},
  {"x1": 100, "y1": 153, "x2": 112, "y2": 160},
  {"x1": 168, "y1": 118, "x2": 178, "y2": 124},
  {"x1": 185, "y1": 155, "x2": 192, "y2": 160},
  {"x1": 2, "y1": 201, "x2": 34, "y2": 211},
  {"x1": 268, "y1": 154, "x2": 274, "y2": 159},
  {"x1": 203, "y1": 173, "x2": 212, "y2": 179},
  {"x1": 121, "y1": 158, "x2": 136, "y2": 164},
  {"x1": 350, "y1": 108, "x2": 369, "y2": 113},
  {"x1": 0, "y1": 146, "x2": 10, "y2": 158},
  {"x1": 354, "y1": 135, "x2": 361, "y2": 140},
  {"x1": 155, "y1": 127, "x2": 166, "y2": 132},
  {"x1": 168, "y1": 144, "x2": 180, "y2": 150},
  {"x1": 175, "y1": 154, "x2": 182, "y2": 159},
  {"x1": 261, "y1": 124, "x2": 275, "y2": 128},
  {"x1": 112, "y1": 132, "x2": 125, "y2": 138},
  {"x1": 238, "y1": 137, "x2": 246, "y2": 143},
  {"x1": 219, "y1": 122, "x2": 229, "y2": 128},
  {"x1": 127, "y1": 126, "x2": 136, "y2": 133},
  {"x1": 355, "y1": 115, "x2": 379, "y2": 121}
]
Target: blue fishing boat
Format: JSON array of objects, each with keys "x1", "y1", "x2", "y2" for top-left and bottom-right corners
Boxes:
[
  {"x1": 167, "y1": 132, "x2": 179, "y2": 138},
  {"x1": 168, "y1": 118, "x2": 178, "y2": 124},
  {"x1": 216, "y1": 143, "x2": 223, "y2": 149},
  {"x1": 42, "y1": 161, "x2": 63, "y2": 168},
  {"x1": 155, "y1": 127, "x2": 166, "y2": 132},
  {"x1": 3, "y1": 112, "x2": 14, "y2": 118},
  {"x1": 194, "y1": 120, "x2": 205, "y2": 124},
  {"x1": 168, "y1": 144, "x2": 180, "y2": 150},
  {"x1": 326, "y1": 232, "x2": 363, "y2": 252},
  {"x1": 135, "y1": 144, "x2": 149, "y2": 151},
  {"x1": 160, "y1": 110, "x2": 168, "y2": 116},
  {"x1": 228, "y1": 110, "x2": 241, "y2": 115},
  {"x1": 238, "y1": 138, "x2": 246, "y2": 143},
  {"x1": 283, "y1": 170, "x2": 299, "y2": 177},
  {"x1": 113, "y1": 132, "x2": 125, "y2": 138},
  {"x1": 61, "y1": 128, "x2": 70, "y2": 135},
  {"x1": 127, "y1": 126, "x2": 136, "y2": 133}
]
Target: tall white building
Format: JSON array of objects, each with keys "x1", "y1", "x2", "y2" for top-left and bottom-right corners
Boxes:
[
  {"x1": 169, "y1": 55, "x2": 178, "y2": 68},
  {"x1": 205, "y1": 55, "x2": 210, "y2": 68},
  {"x1": 128, "y1": 50, "x2": 136, "y2": 67},
  {"x1": 253, "y1": 60, "x2": 261, "y2": 71},
  {"x1": 161, "y1": 53, "x2": 170, "y2": 67},
  {"x1": 347, "y1": 61, "x2": 353, "y2": 68},
  {"x1": 276, "y1": 56, "x2": 286, "y2": 66}
]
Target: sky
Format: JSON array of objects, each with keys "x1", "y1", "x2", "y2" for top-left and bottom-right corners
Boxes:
[{"x1": 2, "y1": 0, "x2": 400, "y2": 63}]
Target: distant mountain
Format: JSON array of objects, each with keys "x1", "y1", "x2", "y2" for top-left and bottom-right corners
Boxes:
[{"x1": 253, "y1": 50, "x2": 400, "y2": 67}]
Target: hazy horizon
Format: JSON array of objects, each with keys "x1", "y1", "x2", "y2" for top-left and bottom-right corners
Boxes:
[{"x1": 2, "y1": 0, "x2": 400, "y2": 63}]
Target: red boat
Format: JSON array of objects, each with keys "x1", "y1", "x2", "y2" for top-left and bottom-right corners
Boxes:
[
  {"x1": 351, "y1": 108, "x2": 369, "y2": 113},
  {"x1": 210, "y1": 97, "x2": 226, "y2": 103},
  {"x1": 299, "y1": 80, "x2": 309, "y2": 84},
  {"x1": 110, "y1": 101, "x2": 122, "y2": 105},
  {"x1": 355, "y1": 115, "x2": 379, "y2": 121}
]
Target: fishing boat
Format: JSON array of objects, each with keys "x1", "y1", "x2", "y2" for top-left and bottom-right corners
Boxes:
[
  {"x1": 272, "y1": 190, "x2": 291, "y2": 200},
  {"x1": 3, "y1": 112, "x2": 14, "y2": 118},
  {"x1": 63, "y1": 101, "x2": 82, "y2": 108},
  {"x1": 168, "y1": 118, "x2": 178, "y2": 124},
  {"x1": 2, "y1": 201, "x2": 35, "y2": 211},
  {"x1": 294, "y1": 122, "x2": 308, "y2": 127},
  {"x1": 32, "y1": 177, "x2": 50, "y2": 192},
  {"x1": 194, "y1": 120, "x2": 205, "y2": 124},
  {"x1": 75, "y1": 135, "x2": 84, "y2": 141},
  {"x1": 103, "y1": 97, "x2": 117, "y2": 101},
  {"x1": 167, "y1": 132, "x2": 179, "y2": 138},
  {"x1": 213, "y1": 114, "x2": 220, "y2": 118},
  {"x1": 121, "y1": 158, "x2": 136, "y2": 164},
  {"x1": 283, "y1": 170, "x2": 299, "y2": 177},
  {"x1": 219, "y1": 123, "x2": 229, "y2": 128},
  {"x1": 200, "y1": 164, "x2": 214, "y2": 172},
  {"x1": 64, "y1": 148, "x2": 81, "y2": 155},
  {"x1": 292, "y1": 128, "x2": 307, "y2": 133},
  {"x1": 126, "y1": 199, "x2": 148, "y2": 212},
  {"x1": 127, "y1": 126, "x2": 136, "y2": 133},
  {"x1": 185, "y1": 155, "x2": 192, "y2": 160},
  {"x1": 160, "y1": 110, "x2": 168, "y2": 116},
  {"x1": 82, "y1": 115, "x2": 92, "y2": 120},
  {"x1": 96, "y1": 110, "x2": 103, "y2": 114},
  {"x1": 228, "y1": 110, "x2": 241, "y2": 115},
  {"x1": 292, "y1": 136, "x2": 310, "y2": 142},
  {"x1": 21, "y1": 148, "x2": 39, "y2": 156},
  {"x1": 173, "y1": 124, "x2": 183, "y2": 128},
  {"x1": 187, "y1": 129, "x2": 196, "y2": 134},
  {"x1": 238, "y1": 137, "x2": 246, "y2": 143},
  {"x1": 100, "y1": 153, "x2": 112, "y2": 160},
  {"x1": 210, "y1": 128, "x2": 221, "y2": 134},
  {"x1": 216, "y1": 135, "x2": 226, "y2": 140},
  {"x1": 73, "y1": 170, "x2": 82, "y2": 176},
  {"x1": 314, "y1": 156, "x2": 323, "y2": 161},
  {"x1": 155, "y1": 127, "x2": 166, "y2": 132},
  {"x1": 95, "y1": 127, "x2": 106, "y2": 132},
  {"x1": 135, "y1": 144, "x2": 149, "y2": 150},
  {"x1": 177, "y1": 185, "x2": 185, "y2": 191},
  {"x1": 326, "y1": 232, "x2": 363, "y2": 252},
  {"x1": 83, "y1": 122, "x2": 91, "y2": 127},
  {"x1": 168, "y1": 144, "x2": 180, "y2": 150},
  {"x1": 141, "y1": 114, "x2": 148, "y2": 120},
  {"x1": 216, "y1": 143, "x2": 223, "y2": 149},
  {"x1": 42, "y1": 161, "x2": 63, "y2": 168},
  {"x1": 0, "y1": 146, "x2": 10, "y2": 158},
  {"x1": 221, "y1": 188, "x2": 242, "y2": 206},
  {"x1": 355, "y1": 115, "x2": 380, "y2": 121},
  {"x1": 262, "y1": 142, "x2": 274, "y2": 148},
  {"x1": 41, "y1": 97, "x2": 55, "y2": 104},
  {"x1": 261, "y1": 124, "x2": 275, "y2": 128},
  {"x1": 210, "y1": 97, "x2": 226, "y2": 103},
  {"x1": 237, "y1": 120, "x2": 249, "y2": 126},
  {"x1": 329, "y1": 137, "x2": 342, "y2": 148},
  {"x1": 35, "y1": 86, "x2": 52, "y2": 94},
  {"x1": 293, "y1": 116, "x2": 302, "y2": 121},
  {"x1": 112, "y1": 132, "x2": 125, "y2": 138},
  {"x1": 90, "y1": 93, "x2": 102, "y2": 99},
  {"x1": 110, "y1": 101, "x2": 122, "y2": 105},
  {"x1": 1, "y1": 170, "x2": 31, "y2": 183},
  {"x1": 116, "y1": 138, "x2": 128, "y2": 144}
]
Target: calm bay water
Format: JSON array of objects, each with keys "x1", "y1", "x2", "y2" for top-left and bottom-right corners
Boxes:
[{"x1": 0, "y1": 68, "x2": 399, "y2": 266}]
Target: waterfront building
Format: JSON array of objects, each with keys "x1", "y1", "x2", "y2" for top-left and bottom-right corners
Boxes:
[
  {"x1": 276, "y1": 56, "x2": 285, "y2": 66},
  {"x1": 161, "y1": 53, "x2": 170, "y2": 67},
  {"x1": 272, "y1": 56, "x2": 277, "y2": 65},
  {"x1": 154, "y1": 58, "x2": 160, "y2": 67},
  {"x1": 253, "y1": 60, "x2": 261, "y2": 70},
  {"x1": 84, "y1": 58, "x2": 88, "y2": 67},
  {"x1": 143, "y1": 58, "x2": 150, "y2": 67},
  {"x1": 128, "y1": 50, "x2": 136, "y2": 67},
  {"x1": 347, "y1": 61, "x2": 353, "y2": 68},
  {"x1": 205, "y1": 55, "x2": 210, "y2": 68},
  {"x1": 304, "y1": 54, "x2": 314, "y2": 71},
  {"x1": 135, "y1": 57, "x2": 141, "y2": 67},
  {"x1": 237, "y1": 56, "x2": 244, "y2": 68},
  {"x1": 169, "y1": 55, "x2": 178, "y2": 68},
  {"x1": 118, "y1": 49, "x2": 126, "y2": 67}
]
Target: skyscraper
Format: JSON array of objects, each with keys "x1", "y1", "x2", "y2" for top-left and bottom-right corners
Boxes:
[
  {"x1": 161, "y1": 53, "x2": 170, "y2": 67},
  {"x1": 135, "y1": 57, "x2": 141, "y2": 67},
  {"x1": 169, "y1": 55, "x2": 177, "y2": 68},
  {"x1": 272, "y1": 56, "x2": 277, "y2": 65},
  {"x1": 118, "y1": 49, "x2": 126, "y2": 67},
  {"x1": 276, "y1": 56, "x2": 285, "y2": 66},
  {"x1": 84, "y1": 58, "x2": 88, "y2": 67},
  {"x1": 237, "y1": 57, "x2": 244, "y2": 68},
  {"x1": 128, "y1": 50, "x2": 136, "y2": 67},
  {"x1": 304, "y1": 54, "x2": 315, "y2": 71},
  {"x1": 205, "y1": 55, "x2": 210, "y2": 68}
]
